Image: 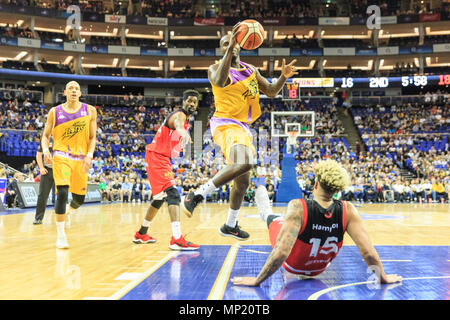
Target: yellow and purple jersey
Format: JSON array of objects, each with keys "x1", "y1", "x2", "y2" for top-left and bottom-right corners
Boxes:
[
  {"x1": 51, "y1": 103, "x2": 91, "y2": 156},
  {"x1": 211, "y1": 61, "x2": 261, "y2": 124}
]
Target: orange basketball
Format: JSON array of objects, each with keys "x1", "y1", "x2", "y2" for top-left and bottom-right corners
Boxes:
[{"x1": 235, "y1": 19, "x2": 265, "y2": 50}]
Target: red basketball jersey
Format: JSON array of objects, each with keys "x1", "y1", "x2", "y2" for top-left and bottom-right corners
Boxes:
[
  {"x1": 146, "y1": 109, "x2": 189, "y2": 158},
  {"x1": 282, "y1": 199, "x2": 347, "y2": 276}
]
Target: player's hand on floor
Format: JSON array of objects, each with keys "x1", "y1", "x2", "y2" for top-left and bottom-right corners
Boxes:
[
  {"x1": 380, "y1": 274, "x2": 403, "y2": 284},
  {"x1": 231, "y1": 276, "x2": 259, "y2": 287}
]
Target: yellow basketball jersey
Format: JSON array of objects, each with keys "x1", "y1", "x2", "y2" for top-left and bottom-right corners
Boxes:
[
  {"x1": 52, "y1": 103, "x2": 91, "y2": 156},
  {"x1": 211, "y1": 61, "x2": 261, "y2": 124}
]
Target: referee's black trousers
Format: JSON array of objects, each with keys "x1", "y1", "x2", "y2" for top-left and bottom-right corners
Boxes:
[{"x1": 34, "y1": 168, "x2": 55, "y2": 221}]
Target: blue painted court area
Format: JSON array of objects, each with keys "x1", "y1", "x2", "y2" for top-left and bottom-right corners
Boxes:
[
  {"x1": 121, "y1": 246, "x2": 230, "y2": 300},
  {"x1": 120, "y1": 245, "x2": 449, "y2": 300}
]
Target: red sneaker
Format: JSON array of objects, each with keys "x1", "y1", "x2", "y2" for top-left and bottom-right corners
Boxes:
[
  {"x1": 169, "y1": 235, "x2": 200, "y2": 251},
  {"x1": 133, "y1": 231, "x2": 157, "y2": 244}
]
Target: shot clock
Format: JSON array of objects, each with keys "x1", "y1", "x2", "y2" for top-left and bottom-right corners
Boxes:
[{"x1": 282, "y1": 82, "x2": 300, "y2": 100}]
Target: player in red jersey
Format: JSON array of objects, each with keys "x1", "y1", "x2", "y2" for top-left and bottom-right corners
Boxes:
[
  {"x1": 132, "y1": 90, "x2": 200, "y2": 251},
  {"x1": 231, "y1": 159, "x2": 402, "y2": 286}
]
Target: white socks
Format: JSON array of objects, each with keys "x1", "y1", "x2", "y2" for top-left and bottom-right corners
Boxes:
[
  {"x1": 171, "y1": 221, "x2": 181, "y2": 240},
  {"x1": 258, "y1": 204, "x2": 273, "y2": 223},
  {"x1": 142, "y1": 219, "x2": 151, "y2": 227},
  {"x1": 195, "y1": 180, "x2": 217, "y2": 198},
  {"x1": 226, "y1": 208, "x2": 239, "y2": 228},
  {"x1": 56, "y1": 221, "x2": 66, "y2": 238}
]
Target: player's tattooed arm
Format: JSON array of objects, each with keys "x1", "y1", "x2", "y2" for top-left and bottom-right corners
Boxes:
[
  {"x1": 230, "y1": 199, "x2": 303, "y2": 287},
  {"x1": 253, "y1": 199, "x2": 303, "y2": 285}
]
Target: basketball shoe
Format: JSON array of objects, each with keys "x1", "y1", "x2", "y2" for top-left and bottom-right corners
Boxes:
[
  {"x1": 219, "y1": 222, "x2": 249, "y2": 240},
  {"x1": 169, "y1": 235, "x2": 200, "y2": 251},
  {"x1": 181, "y1": 191, "x2": 204, "y2": 217},
  {"x1": 133, "y1": 232, "x2": 157, "y2": 244},
  {"x1": 56, "y1": 236, "x2": 69, "y2": 249}
]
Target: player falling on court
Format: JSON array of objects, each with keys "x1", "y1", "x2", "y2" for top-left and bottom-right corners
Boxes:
[
  {"x1": 42, "y1": 81, "x2": 97, "y2": 249},
  {"x1": 132, "y1": 90, "x2": 200, "y2": 251},
  {"x1": 231, "y1": 159, "x2": 403, "y2": 286},
  {"x1": 181, "y1": 24, "x2": 298, "y2": 240}
]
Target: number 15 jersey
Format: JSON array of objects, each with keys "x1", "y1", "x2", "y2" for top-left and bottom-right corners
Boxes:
[{"x1": 268, "y1": 199, "x2": 347, "y2": 276}]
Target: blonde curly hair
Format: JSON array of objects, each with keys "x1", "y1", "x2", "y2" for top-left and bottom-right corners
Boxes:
[{"x1": 314, "y1": 159, "x2": 350, "y2": 195}]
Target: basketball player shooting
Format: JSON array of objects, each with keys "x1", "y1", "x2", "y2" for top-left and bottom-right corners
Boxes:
[
  {"x1": 181, "y1": 21, "x2": 298, "y2": 240},
  {"x1": 41, "y1": 81, "x2": 97, "y2": 249},
  {"x1": 231, "y1": 159, "x2": 403, "y2": 286},
  {"x1": 132, "y1": 90, "x2": 200, "y2": 251}
]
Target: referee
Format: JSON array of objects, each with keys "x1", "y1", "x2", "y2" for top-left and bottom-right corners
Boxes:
[{"x1": 33, "y1": 141, "x2": 55, "y2": 225}]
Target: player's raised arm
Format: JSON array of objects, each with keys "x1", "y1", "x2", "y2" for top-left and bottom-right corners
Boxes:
[
  {"x1": 208, "y1": 24, "x2": 241, "y2": 88},
  {"x1": 231, "y1": 199, "x2": 303, "y2": 286},
  {"x1": 254, "y1": 59, "x2": 298, "y2": 98},
  {"x1": 41, "y1": 107, "x2": 54, "y2": 164},
  {"x1": 345, "y1": 201, "x2": 402, "y2": 284}
]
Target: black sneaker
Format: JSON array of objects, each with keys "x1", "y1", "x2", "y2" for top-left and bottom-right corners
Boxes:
[
  {"x1": 181, "y1": 191, "x2": 203, "y2": 218},
  {"x1": 219, "y1": 222, "x2": 250, "y2": 240}
]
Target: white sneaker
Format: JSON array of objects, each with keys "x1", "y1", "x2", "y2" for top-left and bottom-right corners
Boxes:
[
  {"x1": 255, "y1": 185, "x2": 272, "y2": 222},
  {"x1": 56, "y1": 236, "x2": 69, "y2": 249}
]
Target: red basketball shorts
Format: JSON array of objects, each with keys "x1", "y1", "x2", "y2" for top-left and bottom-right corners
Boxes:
[{"x1": 145, "y1": 150, "x2": 176, "y2": 200}]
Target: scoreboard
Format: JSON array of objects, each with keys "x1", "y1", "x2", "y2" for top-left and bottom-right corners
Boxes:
[
  {"x1": 281, "y1": 74, "x2": 449, "y2": 97},
  {"x1": 337, "y1": 75, "x2": 447, "y2": 88}
]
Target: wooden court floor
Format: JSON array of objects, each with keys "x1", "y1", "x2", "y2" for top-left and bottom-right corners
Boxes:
[{"x1": 0, "y1": 202, "x2": 448, "y2": 300}]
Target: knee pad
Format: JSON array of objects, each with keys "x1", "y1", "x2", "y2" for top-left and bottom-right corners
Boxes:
[
  {"x1": 55, "y1": 186, "x2": 69, "y2": 214},
  {"x1": 70, "y1": 193, "x2": 85, "y2": 209},
  {"x1": 150, "y1": 199, "x2": 164, "y2": 209},
  {"x1": 165, "y1": 186, "x2": 181, "y2": 206}
]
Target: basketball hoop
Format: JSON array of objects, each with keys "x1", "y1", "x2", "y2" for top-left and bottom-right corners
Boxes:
[
  {"x1": 287, "y1": 131, "x2": 299, "y2": 142},
  {"x1": 270, "y1": 111, "x2": 315, "y2": 138}
]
